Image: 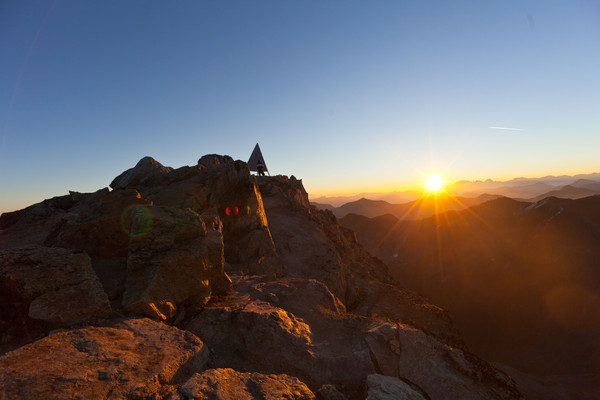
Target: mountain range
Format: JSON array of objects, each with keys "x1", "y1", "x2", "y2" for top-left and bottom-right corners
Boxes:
[
  {"x1": 311, "y1": 190, "x2": 421, "y2": 208},
  {"x1": 311, "y1": 172, "x2": 600, "y2": 208},
  {"x1": 314, "y1": 177, "x2": 600, "y2": 225},
  {"x1": 340, "y1": 195, "x2": 600, "y2": 400},
  {"x1": 326, "y1": 194, "x2": 501, "y2": 220}
]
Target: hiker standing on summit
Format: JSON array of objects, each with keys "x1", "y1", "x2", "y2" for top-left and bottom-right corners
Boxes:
[{"x1": 256, "y1": 159, "x2": 265, "y2": 176}]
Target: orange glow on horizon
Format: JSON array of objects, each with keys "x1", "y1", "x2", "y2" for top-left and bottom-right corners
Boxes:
[{"x1": 306, "y1": 168, "x2": 600, "y2": 199}]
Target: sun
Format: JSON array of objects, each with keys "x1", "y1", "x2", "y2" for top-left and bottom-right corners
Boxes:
[{"x1": 425, "y1": 176, "x2": 444, "y2": 192}]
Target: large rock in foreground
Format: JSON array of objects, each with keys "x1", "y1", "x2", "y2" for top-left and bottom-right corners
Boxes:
[
  {"x1": 0, "y1": 318, "x2": 209, "y2": 400},
  {"x1": 184, "y1": 294, "x2": 314, "y2": 377},
  {"x1": 0, "y1": 245, "x2": 111, "y2": 327}
]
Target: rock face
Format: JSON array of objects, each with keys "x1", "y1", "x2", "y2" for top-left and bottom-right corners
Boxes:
[
  {"x1": 0, "y1": 155, "x2": 526, "y2": 400},
  {"x1": 366, "y1": 374, "x2": 427, "y2": 400},
  {"x1": 0, "y1": 246, "x2": 111, "y2": 327},
  {"x1": 111, "y1": 156, "x2": 174, "y2": 190},
  {"x1": 122, "y1": 205, "x2": 230, "y2": 320},
  {"x1": 366, "y1": 322, "x2": 522, "y2": 400},
  {"x1": 0, "y1": 318, "x2": 208, "y2": 400},
  {"x1": 184, "y1": 294, "x2": 315, "y2": 379}
]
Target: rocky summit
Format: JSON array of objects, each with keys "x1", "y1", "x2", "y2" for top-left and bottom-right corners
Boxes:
[{"x1": 0, "y1": 155, "x2": 525, "y2": 400}]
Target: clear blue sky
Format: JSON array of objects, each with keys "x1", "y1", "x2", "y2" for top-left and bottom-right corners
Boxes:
[{"x1": 1, "y1": 0, "x2": 599, "y2": 212}]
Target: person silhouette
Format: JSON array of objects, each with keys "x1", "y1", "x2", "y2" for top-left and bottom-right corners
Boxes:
[{"x1": 256, "y1": 159, "x2": 265, "y2": 176}]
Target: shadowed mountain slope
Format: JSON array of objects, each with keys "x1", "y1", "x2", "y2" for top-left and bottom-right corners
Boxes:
[
  {"x1": 329, "y1": 193, "x2": 500, "y2": 220},
  {"x1": 341, "y1": 195, "x2": 600, "y2": 399},
  {"x1": 525, "y1": 185, "x2": 600, "y2": 202}
]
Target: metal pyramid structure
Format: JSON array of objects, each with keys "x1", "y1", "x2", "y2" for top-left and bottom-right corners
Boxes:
[{"x1": 248, "y1": 143, "x2": 269, "y2": 175}]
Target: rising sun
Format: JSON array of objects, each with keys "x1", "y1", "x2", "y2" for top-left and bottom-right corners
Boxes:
[{"x1": 425, "y1": 176, "x2": 444, "y2": 192}]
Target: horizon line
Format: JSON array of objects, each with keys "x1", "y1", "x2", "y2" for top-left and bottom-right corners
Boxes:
[{"x1": 308, "y1": 170, "x2": 600, "y2": 198}]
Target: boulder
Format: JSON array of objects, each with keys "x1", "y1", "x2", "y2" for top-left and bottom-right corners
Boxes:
[
  {"x1": 198, "y1": 154, "x2": 235, "y2": 167},
  {"x1": 366, "y1": 374, "x2": 427, "y2": 400},
  {"x1": 184, "y1": 278, "x2": 376, "y2": 397},
  {"x1": 0, "y1": 188, "x2": 152, "y2": 301},
  {"x1": 353, "y1": 281, "x2": 458, "y2": 345},
  {"x1": 122, "y1": 205, "x2": 231, "y2": 320},
  {"x1": 0, "y1": 189, "x2": 112, "y2": 250},
  {"x1": 259, "y1": 175, "x2": 311, "y2": 211},
  {"x1": 174, "y1": 368, "x2": 316, "y2": 400},
  {"x1": 110, "y1": 156, "x2": 173, "y2": 190},
  {"x1": 43, "y1": 188, "x2": 153, "y2": 300},
  {"x1": 0, "y1": 245, "x2": 111, "y2": 327},
  {"x1": 184, "y1": 296, "x2": 314, "y2": 375},
  {"x1": 0, "y1": 318, "x2": 209, "y2": 400},
  {"x1": 46, "y1": 188, "x2": 150, "y2": 259},
  {"x1": 240, "y1": 276, "x2": 347, "y2": 319}
]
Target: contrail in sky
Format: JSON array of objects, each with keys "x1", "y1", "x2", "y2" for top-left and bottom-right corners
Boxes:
[
  {"x1": 488, "y1": 126, "x2": 525, "y2": 132},
  {"x1": 3, "y1": 0, "x2": 58, "y2": 155}
]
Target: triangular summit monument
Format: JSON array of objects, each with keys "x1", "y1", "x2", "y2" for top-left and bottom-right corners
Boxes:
[{"x1": 248, "y1": 143, "x2": 269, "y2": 175}]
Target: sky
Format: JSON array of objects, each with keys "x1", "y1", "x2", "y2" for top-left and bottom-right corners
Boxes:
[{"x1": 1, "y1": 0, "x2": 599, "y2": 213}]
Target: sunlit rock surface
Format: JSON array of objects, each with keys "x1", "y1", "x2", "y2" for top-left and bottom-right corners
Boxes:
[
  {"x1": 0, "y1": 318, "x2": 208, "y2": 400},
  {"x1": 171, "y1": 368, "x2": 316, "y2": 400}
]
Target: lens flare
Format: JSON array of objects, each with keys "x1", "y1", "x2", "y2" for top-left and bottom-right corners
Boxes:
[{"x1": 121, "y1": 205, "x2": 153, "y2": 237}]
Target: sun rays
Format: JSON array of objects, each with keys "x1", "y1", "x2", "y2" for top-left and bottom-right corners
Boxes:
[{"x1": 374, "y1": 184, "x2": 501, "y2": 276}]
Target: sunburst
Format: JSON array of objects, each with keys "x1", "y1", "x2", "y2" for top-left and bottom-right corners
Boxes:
[{"x1": 425, "y1": 176, "x2": 444, "y2": 192}]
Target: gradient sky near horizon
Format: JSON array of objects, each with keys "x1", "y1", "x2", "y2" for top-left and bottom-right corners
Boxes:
[{"x1": 1, "y1": 0, "x2": 599, "y2": 213}]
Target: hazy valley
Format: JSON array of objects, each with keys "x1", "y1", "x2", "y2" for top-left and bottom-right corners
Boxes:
[{"x1": 330, "y1": 177, "x2": 600, "y2": 400}]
